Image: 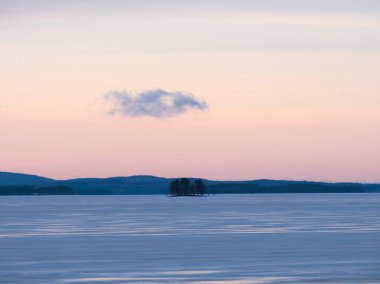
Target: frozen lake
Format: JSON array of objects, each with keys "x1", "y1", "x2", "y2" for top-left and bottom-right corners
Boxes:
[{"x1": 0, "y1": 194, "x2": 380, "y2": 283}]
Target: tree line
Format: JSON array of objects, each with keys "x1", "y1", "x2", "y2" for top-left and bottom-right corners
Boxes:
[
  {"x1": 169, "y1": 178, "x2": 206, "y2": 196},
  {"x1": 0, "y1": 185, "x2": 74, "y2": 195}
]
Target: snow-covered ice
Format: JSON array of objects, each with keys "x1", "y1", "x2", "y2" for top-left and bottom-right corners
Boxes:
[{"x1": 0, "y1": 193, "x2": 379, "y2": 283}]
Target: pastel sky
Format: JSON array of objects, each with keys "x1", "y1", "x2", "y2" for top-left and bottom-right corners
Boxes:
[{"x1": 1, "y1": 0, "x2": 379, "y2": 182}]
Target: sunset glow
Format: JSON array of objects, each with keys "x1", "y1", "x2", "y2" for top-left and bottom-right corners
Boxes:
[{"x1": 1, "y1": 0, "x2": 379, "y2": 182}]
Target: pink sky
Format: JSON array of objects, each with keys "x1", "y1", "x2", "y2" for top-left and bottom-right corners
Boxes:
[{"x1": 1, "y1": 1, "x2": 379, "y2": 182}]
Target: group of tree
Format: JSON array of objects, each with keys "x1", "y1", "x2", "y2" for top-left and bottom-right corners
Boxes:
[{"x1": 169, "y1": 178, "x2": 206, "y2": 196}]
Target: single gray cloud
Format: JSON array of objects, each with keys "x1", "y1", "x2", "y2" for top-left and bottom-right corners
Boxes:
[{"x1": 104, "y1": 89, "x2": 209, "y2": 118}]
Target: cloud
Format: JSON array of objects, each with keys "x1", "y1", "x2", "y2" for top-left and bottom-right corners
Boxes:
[{"x1": 104, "y1": 89, "x2": 209, "y2": 118}]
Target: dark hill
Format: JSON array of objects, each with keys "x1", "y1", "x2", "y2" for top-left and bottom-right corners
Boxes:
[
  {"x1": 59, "y1": 175, "x2": 172, "y2": 195},
  {"x1": 0, "y1": 172, "x2": 55, "y2": 186},
  {"x1": 0, "y1": 172, "x2": 379, "y2": 195}
]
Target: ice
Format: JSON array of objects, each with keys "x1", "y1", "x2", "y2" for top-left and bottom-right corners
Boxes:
[{"x1": 0, "y1": 194, "x2": 380, "y2": 283}]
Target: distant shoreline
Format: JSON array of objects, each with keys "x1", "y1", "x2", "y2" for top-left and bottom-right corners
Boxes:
[{"x1": 1, "y1": 172, "x2": 379, "y2": 196}]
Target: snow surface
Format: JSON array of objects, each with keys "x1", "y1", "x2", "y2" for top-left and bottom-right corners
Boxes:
[{"x1": 0, "y1": 194, "x2": 379, "y2": 283}]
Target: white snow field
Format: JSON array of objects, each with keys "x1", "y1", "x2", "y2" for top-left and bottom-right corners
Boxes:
[{"x1": 0, "y1": 194, "x2": 379, "y2": 284}]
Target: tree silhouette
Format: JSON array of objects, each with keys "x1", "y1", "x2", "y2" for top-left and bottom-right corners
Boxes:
[
  {"x1": 169, "y1": 179, "x2": 180, "y2": 196},
  {"x1": 180, "y1": 178, "x2": 190, "y2": 196},
  {"x1": 195, "y1": 179, "x2": 205, "y2": 196},
  {"x1": 168, "y1": 178, "x2": 206, "y2": 197}
]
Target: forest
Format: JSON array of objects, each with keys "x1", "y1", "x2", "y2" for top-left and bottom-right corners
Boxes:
[
  {"x1": 169, "y1": 178, "x2": 206, "y2": 196},
  {"x1": 0, "y1": 185, "x2": 74, "y2": 195}
]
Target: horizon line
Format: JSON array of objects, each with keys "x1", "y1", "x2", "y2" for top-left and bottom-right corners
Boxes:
[{"x1": 1, "y1": 171, "x2": 378, "y2": 185}]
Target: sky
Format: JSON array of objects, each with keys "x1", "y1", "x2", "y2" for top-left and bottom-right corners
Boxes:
[{"x1": 1, "y1": 0, "x2": 379, "y2": 182}]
